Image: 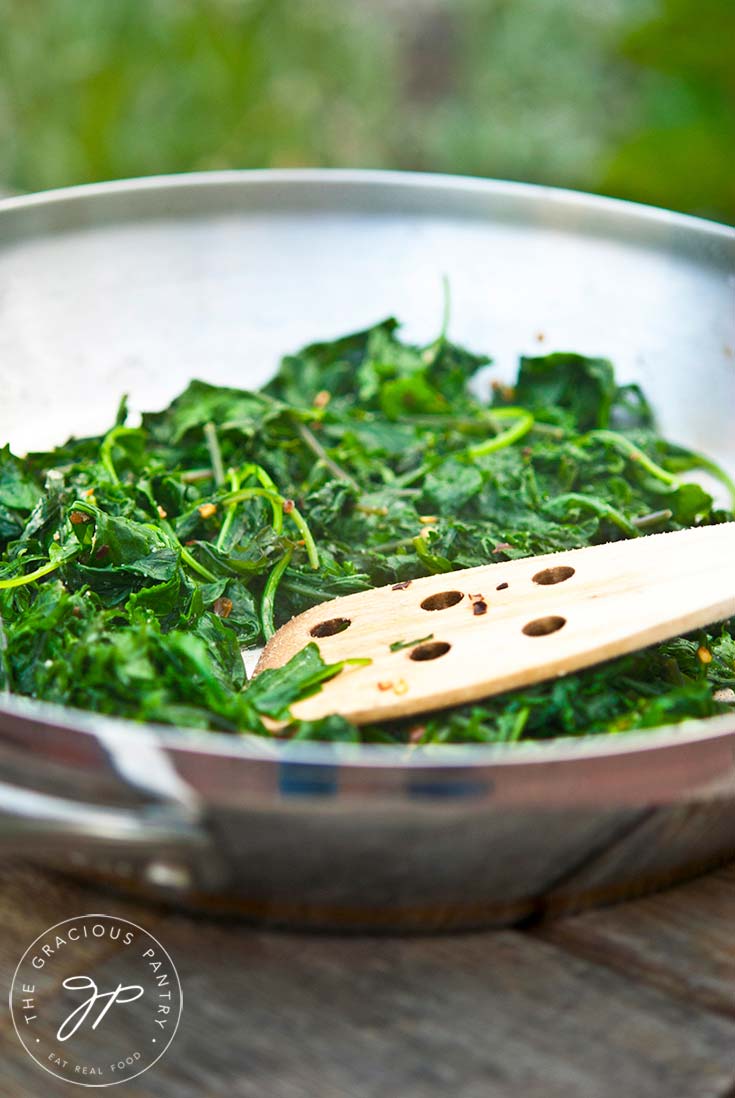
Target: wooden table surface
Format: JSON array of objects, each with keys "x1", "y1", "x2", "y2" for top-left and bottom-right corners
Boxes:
[{"x1": 2, "y1": 859, "x2": 735, "y2": 1098}]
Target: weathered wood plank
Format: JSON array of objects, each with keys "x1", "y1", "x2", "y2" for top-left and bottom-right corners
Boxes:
[
  {"x1": 143, "y1": 926, "x2": 735, "y2": 1098},
  {"x1": 1, "y1": 863, "x2": 735, "y2": 1098},
  {"x1": 537, "y1": 862, "x2": 735, "y2": 1019},
  {"x1": 0, "y1": 865, "x2": 729, "y2": 1098},
  {"x1": 0, "y1": 861, "x2": 169, "y2": 982}
]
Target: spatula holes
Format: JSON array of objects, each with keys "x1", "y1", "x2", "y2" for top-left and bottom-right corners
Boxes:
[
  {"x1": 420, "y1": 591, "x2": 463, "y2": 611},
  {"x1": 409, "y1": 641, "x2": 451, "y2": 661},
  {"x1": 310, "y1": 617, "x2": 351, "y2": 638},
  {"x1": 523, "y1": 616, "x2": 566, "y2": 637},
  {"x1": 532, "y1": 566, "x2": 575, "y2": 586}
]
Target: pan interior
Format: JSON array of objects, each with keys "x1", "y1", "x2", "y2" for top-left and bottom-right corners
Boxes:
[{"x1": 0, "y1": 170, "x2": 733, "y2": 755}]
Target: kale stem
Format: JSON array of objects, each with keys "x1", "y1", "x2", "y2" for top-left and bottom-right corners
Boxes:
[
  {"x1": 203, "y1": 421, "x2": 226, "y2": 487},
  {"x1": 261, "y1": 546, "x2": 294, "y2": 640},
  {"x1": 244, "y1": 463, "x2": 283, "y2": 532},
  {"x1": 508, "y1": 706, "x2": 530, "y2": 743},
  {"x1": 180, "y1": 468, "x2": 215, "y2": 484},
  {"x1": 0, "y1": 557, "x2": 70, "y2": 589},
  {"x1": 216, "y1": 468, "x2": 241, "y2": 551},
  {"x1": 179, "y1": 546, "x2": 218, "y2": 583},
  {"x1": 222, "y1": 487, "x2": 319, "y2": 569},
  {"x1": 467, "y1": 407, "x2": 534, "y2": 458},
  {"x1": 394, "y1": 462, "x2": 434, "y2": 489},
  {"x1": 283, "y1": 505, "x2": 319, "y2": 570},
  {"x1": 396, "y1": 408, "x2": 534, "y2": 486},
  {"x1": 632, "y1": 508, "x2": 673, "y2": 529},
  {"x1": 530, "y1": 422, "x2": 566, "y2": 440},
  {"x1": 157, "y1": 516, "x2": 219, "y2": 582},
  {"x1": 544, "y1": 493, "x2": 639, "y2": 537},
  {"x1": 292, "y1": 417, "x2": 360, "y2": 489},
  {"x1": 219, "y1": 463, "x2": 283, "y2": 540},
  {"x1": 99, "y1": 426, "x2": 140, "y2": 484},
  {"x1": 421, "y1": 274, "x2": 451, "y2": 365},
  {"x1": 399, "y1": 414, "x2": 487, "y2": 430},
  {"x1": 371, "y1": 536, "x2": 418, "y2": 553},
  {"x1": 584, "y1": 430, "x2": 679, "y2": 486}
]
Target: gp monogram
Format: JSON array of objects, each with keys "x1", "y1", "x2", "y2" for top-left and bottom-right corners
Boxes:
[{"x1": 9, "y1": 914, "x2": 182, "y2": 1087}]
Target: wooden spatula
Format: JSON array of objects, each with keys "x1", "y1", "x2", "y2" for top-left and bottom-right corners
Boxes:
[{"x1": 254, "y1": 524, "x2": 735, "y2": 725}]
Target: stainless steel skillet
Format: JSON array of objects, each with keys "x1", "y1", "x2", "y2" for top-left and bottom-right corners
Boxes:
[{"x1": 0, "y1": 170, "x2": 733, "y2": 930}]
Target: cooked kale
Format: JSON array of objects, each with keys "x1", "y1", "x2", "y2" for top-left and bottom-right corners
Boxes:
[{"x1": 1, "y1": 318, "x2": 734, "y2": 743}]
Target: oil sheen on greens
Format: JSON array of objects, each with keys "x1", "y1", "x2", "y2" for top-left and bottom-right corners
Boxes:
[{"x1": 1, "y1": 318, "x2": 734, "y2": 745}]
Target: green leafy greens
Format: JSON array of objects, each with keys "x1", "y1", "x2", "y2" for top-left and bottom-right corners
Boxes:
[{"x1": 1, "y1": 318, "x2": 734, "y2": 744}]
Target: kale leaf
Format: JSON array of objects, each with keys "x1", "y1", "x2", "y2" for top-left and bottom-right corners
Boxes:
[{"x1": 1, "y1": 317, "x2": 733, "y2": 743}]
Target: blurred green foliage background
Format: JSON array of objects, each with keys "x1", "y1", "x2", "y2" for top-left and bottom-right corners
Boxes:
[{"x1": 0, "y1": 0, "x2": 732, "y2": 222}]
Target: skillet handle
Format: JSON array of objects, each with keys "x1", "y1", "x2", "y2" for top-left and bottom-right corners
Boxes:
[{"x1": 0, "y1": 779, "x2": 225, "y2": 894}]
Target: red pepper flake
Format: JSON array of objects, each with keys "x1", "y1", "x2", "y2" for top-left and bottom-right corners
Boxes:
[
  {"x1": 185, "y1": 539, "x2": 197, "y2": 547},
  {"x1": 392, "y1": 580, "x2": 412, "y2": 591},
  {"x1": 496, "y1": 581, "x2": 509, "y2": 591},
  {"x1": 198, "y1": 503, "x2": 217, "y2": 519},
  {"x1": 95, "y1": 545, "x2": 111, "y2": 562},
  {"x1": 213, "y1": 596, "x2": 233, "y2": 619},
  {"x1": 69, "y1": 510, "x2": 90, "y2": 525},
  {"x1": 491, "y1": 381, "x2": 516, "y2": 402},
  {"x1": 492, "y1": 543, "x2": 513, "y2": 555},
  {"x1": 282, "y1": 499, "x2": 295, "y2": 514},
  {"x1": 409, "y1": 725, "x2": 426, "y2": 745},
  {"x1": 472, "y1": 600, "x2": 488, "y2": 615},
  {"x1": 377, "y1": 681, "x2": 393, "y2": 692}
]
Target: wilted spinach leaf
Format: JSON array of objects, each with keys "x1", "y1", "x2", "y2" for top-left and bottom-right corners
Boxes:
[{"x1": 1, "y1": 316, "x2": 733, "y2": 743}]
